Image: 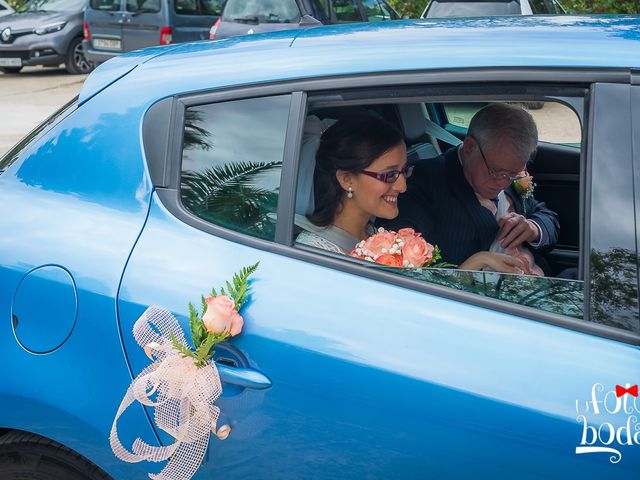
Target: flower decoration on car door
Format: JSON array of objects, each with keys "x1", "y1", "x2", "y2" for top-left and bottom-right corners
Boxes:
[{"x1": 110, "y1": 263, "x2": 259, "y2": 480}]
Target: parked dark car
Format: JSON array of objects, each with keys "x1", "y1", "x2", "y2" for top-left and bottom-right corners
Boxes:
[
  {"x1": 83, "y1": 0, "x2": 225, "y2": 65},
  {"x1": 422, "y1": 0, "x2": 565, "y2": 18},
  {"x1": 0, "y1": 0, "x2": 93, "y2": 74},
  {"x1": 210, "y1": 0, "x2": 399, "y2": 40}
]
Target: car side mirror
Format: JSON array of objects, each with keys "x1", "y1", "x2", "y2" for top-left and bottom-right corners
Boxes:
[{"x1": 299, "y1": 14, "x2": 323, "y2": 27}]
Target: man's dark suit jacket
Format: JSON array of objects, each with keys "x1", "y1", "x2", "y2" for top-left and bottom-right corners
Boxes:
[{"x1": 380, "y1": 147, "x2": 559, "y2": 268}]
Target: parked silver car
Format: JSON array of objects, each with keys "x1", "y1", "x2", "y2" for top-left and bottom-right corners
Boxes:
[
  {"x1": 0, "y1": 0, "x2": 15, "y2": 18},
  {"x1": 0, "y1": 0, "x2": 93, "y2": 74}
]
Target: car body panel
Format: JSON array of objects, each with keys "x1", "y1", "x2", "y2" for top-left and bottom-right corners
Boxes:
[
  {"x1": 0, "y1": 87, "x2": 157, "y2": 475},
  {"x1": 78, "y1": 17, "x2": 640, "y2": 107}
]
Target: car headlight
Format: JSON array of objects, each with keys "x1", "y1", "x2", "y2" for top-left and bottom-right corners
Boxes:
[{"x1": 34, "y1": 22, "x2": 66, "y2": 35}]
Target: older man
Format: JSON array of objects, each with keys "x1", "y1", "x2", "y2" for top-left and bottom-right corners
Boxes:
[{"x1": 383, "y1": 103, "x2": 559, "y2": 273}]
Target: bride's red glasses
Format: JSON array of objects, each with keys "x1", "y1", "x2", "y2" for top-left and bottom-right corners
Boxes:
[{"x1": 359, "y1": 164, "x2": 414, "y2": 184}]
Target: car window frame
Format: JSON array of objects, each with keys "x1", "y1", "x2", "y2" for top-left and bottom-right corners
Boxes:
[{"x1": 144, "y1": 69, "x2": 639, "y2": 347}]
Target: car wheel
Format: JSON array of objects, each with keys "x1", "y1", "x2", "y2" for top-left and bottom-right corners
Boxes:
[
  {"x1": 65, "y1": 37, "x2": 94, "y2": 75},
  {"x1": 0, "y1": 430, "x2": 111, "y2": 480},
  {"x1": 0, "y1": 67, "x2": 22, "y2": 74}
]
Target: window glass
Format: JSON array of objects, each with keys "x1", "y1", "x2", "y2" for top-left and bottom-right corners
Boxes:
[
  {"x1": 126, "y1": 0, "x2": 160, "y2": 13},
  {"x1": 317, "y1": 0, "x2": 330, "y2": 18},
  {"x1": 360, "y1": 0, "x2": 391, "y2": 21},
  {"x1": 443, "y1": 101, "x2": 581, "y2": 146},
  {"x1": 200, "y1": 0, "x2": 224, "y2": 15},
  {"x1": 224, "y1": 0, "x2": 300, "y2": 23},
  {"x1": 175, "y1": 0, "x2": 197, "y2": 14},
  {"x1": 180, "y1": 96, "x2": 290, "y2": 241},
  {"x1": 528, "y1": 0, "x2": 549, "y2": 13},
  {"x1": 297, "y1": 100, "x2": 588, "y2": 325},
  {"x1": 333, "y1": 0, "x2": 361, "y2": 21},
  {"x1": 545, "y1": 0, "x2": 564, "y2": 14},
  {"x1": 425, "y1": 1, "x2": 520, "y2": 17},
  {"x1": 90, "y1": 0, "x2": 120, "y2": 10}
]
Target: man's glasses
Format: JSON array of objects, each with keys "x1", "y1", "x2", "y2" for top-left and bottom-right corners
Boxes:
[
  {"x1": 476, "y1": 140, "x2": 529, "y2": 182},
  {"x1": 360, "y1": 164, "x2": 414, "y2": 184}
]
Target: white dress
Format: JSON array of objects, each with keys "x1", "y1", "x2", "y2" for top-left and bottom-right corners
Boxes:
[{"x1": 295, "y1": 218, "x2": 376, "y2": 254}]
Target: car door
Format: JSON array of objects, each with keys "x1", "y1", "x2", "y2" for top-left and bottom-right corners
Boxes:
[
  {"x1": 113, "y1": 78, "x2": 639, "y2": 478},
  {"x1": 121, "y1": 0, "x2": 164, "y2": 51},
  {"x1": 86, "y1": 0, "x2": 124, "y2": 52},
  {"x1": 171, "y1": 0, "x2": 222, "y2": 43}
]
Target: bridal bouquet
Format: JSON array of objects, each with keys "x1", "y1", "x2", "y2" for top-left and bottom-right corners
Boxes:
[
  {"x1": 350, "y1": 227, "x2": 441, "y2": 268},
  {"x1": 110, "y1": 263, "x2": 258, "y2": 480}
]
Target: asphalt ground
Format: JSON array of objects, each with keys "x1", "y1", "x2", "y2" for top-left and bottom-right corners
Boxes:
[
  {"x1": 0, "y1": 67, "x2": 581, "y2": 158},
  {"x1": 0, "y1": 66, "x2": 87, "y2": 158}
]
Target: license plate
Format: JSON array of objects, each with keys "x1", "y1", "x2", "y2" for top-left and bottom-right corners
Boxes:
[
  {"x1": 93, "y1": 38, "x2": 122, "y2": 50},
  {"x1": 0, "y1": 57, "x2": 22, "y2": 67}
]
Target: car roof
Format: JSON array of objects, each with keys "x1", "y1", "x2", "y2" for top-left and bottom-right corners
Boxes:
[{"x1": 79, "y1": 16, "x2": 640, "y2": 104}]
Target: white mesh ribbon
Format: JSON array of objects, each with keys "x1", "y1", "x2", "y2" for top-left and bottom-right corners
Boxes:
[{"x1": 110, "y1": 306, "x2": 223, "y2": 480}]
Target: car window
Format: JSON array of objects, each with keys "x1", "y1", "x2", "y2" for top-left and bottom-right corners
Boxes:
[
  {"x1": 443, "y1": 102, "x2": 581, "y2": 146},
  {"x1": 333, "y1": 0, "x2": 361, "y2": 21},
  {"x1": 22, "y1": 0, "x2": 86, "y2": 11},
  {"x1": 180, "y1": 95, "x2": 290, "y2": 241},
  {"x1": 223, "y1": 0, "x2": 300, "y2": 23},
  {"x1": 360, "y1": 0, "x2": 391, "y2": 21},
  {"x1": 126, "y1": 0, "x2": 160, "y2": 13},
  {"x1": 90, "y1": 0, "x2": 121, "y2": 10},
  {"x1": 174, "y1": 0, "x2": 222, "y2": 15},
  {"x1": 424, "y1": 0, "x2": 521, "y2": 17},
  {"x1": 294, "y1": 97, "x2": 600, "y2": 330},
  {"x1": 200, "y1": 0, "x2": 224, "y2": 15}
]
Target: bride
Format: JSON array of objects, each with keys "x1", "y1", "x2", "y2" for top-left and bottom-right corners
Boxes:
[{"x1": 296, "y1": 113, "x2": 525, "y2": 273}]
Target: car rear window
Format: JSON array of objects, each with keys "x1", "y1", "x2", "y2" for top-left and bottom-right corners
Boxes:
[
  {"x1": 90, "y1": 0, "x2": 120, "y2": 10},
  {"x1": 223, "y1": 0, "x2": 300, "y2": 23},
  {"x1": 126, "y1": 0, "x2": 160, "y2": 13},
  {"x1": 425, "y1": 0, "x2": 520, "y2": 17},
  {"x1": 175, "y1": 0, "x2": 224, "y2": 15}
]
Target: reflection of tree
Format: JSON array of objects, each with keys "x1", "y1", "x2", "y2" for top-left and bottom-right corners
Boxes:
[
  {"x1": 392, "y1": 268, "x2": 584, "y2": 319},
  {"x1": 590, "y1": 248, "x2": 639, "y2": 333},
  {"x1": 181, "y1": 161, "x2": 281, "y2": 240},
  {"x1": 183, "y1": 110, "x2": 213, "y2": 151}
]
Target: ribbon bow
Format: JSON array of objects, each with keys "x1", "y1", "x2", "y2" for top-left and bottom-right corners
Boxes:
[
  {"x1": 110, "y1": 306, "x2": 223, "y2": 480},
  {"x1": 615, "y1": 384, "x2": 638, "y2": 398}
]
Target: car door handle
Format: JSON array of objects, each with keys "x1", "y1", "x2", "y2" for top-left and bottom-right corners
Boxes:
[{"x1": 217, "y1": 364, "x2": 271, "y2": 390}]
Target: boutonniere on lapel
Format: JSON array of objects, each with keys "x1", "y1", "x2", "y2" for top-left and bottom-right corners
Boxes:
[{"x1": 512, "y1": 172, "x2": 535, "y2": 213}]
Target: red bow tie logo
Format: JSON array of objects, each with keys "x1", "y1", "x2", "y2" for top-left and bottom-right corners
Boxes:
[{"x1": 615, "y1": 384, "x2": 638, "y2": 397}]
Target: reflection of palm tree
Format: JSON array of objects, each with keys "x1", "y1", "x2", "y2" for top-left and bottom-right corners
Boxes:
[
  {"x1": 183, "y1": 110, "x2": 213, "y2": 151},
  {"x1": 181, "y1": 161, "x2": 281, "y2": 239},
  {"x1": 591, "y1": 247, "x2": 639, "y2": 332}
]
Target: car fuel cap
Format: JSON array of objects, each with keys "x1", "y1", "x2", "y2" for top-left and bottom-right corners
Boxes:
[{"x1": 12, "y1": 265, "x2": 78, "y2": 354}]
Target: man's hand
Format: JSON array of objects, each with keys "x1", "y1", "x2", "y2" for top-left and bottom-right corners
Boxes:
[{"x1": 497, "y1": 212, "x2": 539, "y2": 249}]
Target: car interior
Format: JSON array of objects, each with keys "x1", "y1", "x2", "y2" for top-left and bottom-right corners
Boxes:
[{"x1": 294, "y1": 91, "x2": 582, "y2": 282}]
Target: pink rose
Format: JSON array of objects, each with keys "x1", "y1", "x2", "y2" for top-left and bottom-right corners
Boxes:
[
  {"x1": 397, "y1": 228, "x2": 419, "y2": 240},
  {"x1": 363, "y1": 230, "x2": 396, "y2": 257},
  {"x1": 375, "y1": 253, "x2": 403, "y2": 267},
  {"x1": 229, "y1": 311, "x2": 244, "y2": 337},
  {"x1": 402, "y1": 236, "x2": 434, "y2": 267},
  {"x1": 202, "y1": 295, "x2": 242, "y2": 335}
]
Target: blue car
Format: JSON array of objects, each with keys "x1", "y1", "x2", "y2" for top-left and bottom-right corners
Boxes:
[{"x1": 0, "y1": 15, "x2": 639, "y2": 479}]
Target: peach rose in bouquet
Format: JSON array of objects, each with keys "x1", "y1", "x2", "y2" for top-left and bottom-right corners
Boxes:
[
  {"x1": 351, "y1": 227, "x2": 441, "y2": 268},
  {"x1": 402, "y1": 235, "x2": 434, "y2": 268}
]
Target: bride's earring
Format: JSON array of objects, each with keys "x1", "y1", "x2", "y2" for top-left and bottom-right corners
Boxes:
[{"x1": 347, "y1": 186, "x2": 353, "y2": 199}]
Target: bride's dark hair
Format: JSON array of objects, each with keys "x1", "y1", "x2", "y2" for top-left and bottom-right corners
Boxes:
[{"x1": 309, "y1": 113, "x2": 403, "y2": 227}]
